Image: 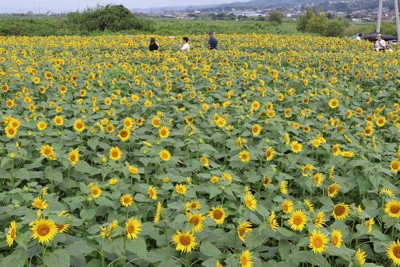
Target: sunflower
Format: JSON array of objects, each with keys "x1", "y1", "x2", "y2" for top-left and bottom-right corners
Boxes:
[
  {"x1": 172, "y1": 230, "x2": 197, "y2": 253},
  {"x1": 120, "y1": 194, "x2": 133, "y2": 207},
  {"x1": 285, "y1": 133, "x2": 290, "y2": 145},
  {"x1": 32, "y1": 196, "x2": 48, "y2": 210},
  {"x1": 240, "y1": 250, "x2": 253, "y2": 267},
  {"x1": 244, "y1": 193, "x2": 257, "y2": 211},
  {"x1": 280, "y1": 181, "x2": 288, "y2": 195},
  {"x1": 73, "y1": 119, "x2": 86, "y2": 133},
  {"x1": 237, "y1": 221, "x2": 253, "y2": 242},
  {"x1": 387, "y1": 240, "x2": 400, "y2": 266},
  {"x1": 366, "y1": 218, "x2": 375, "y2": 233},
  {"x1": 148, "y1": 185, "x2": 157, "y2": 200},
  {"x1": 375, "y1": 116, "x2": 386, "y2": 127},
  {"x1": 30, "y1": 218, "x2": 58, "y2": 244},
  {"x1": 313, "y1": 173, "x2": 324, "y2": 187},
  {"x1": 118, "y1": 129, "x2": 131, "y2": 142},
  {"x1": 282, "y1": 200, "x2": 294, "y2": 214},
  {"x1": 288, "y1": 210, "x2": 307, "y2": 231},
  {"x1": 56, "y1": 211, "x2": 70, "y2": 233},
  {"x1": 331, "y1": 229, "x2": 342, "y2": 248},
  {"x1": 216, "y1": 118, "x2": 226, "y2": 127},
  {"x1": 68, "y1": 148, "x2": 80, "y2": 166},
  {"x1": 221, "y1": 172, "x2": 232, "y2": 182},
  {"x1": 123, "y1": 117, "x2": 135, "y2": 129},
  {"x1": 200, "y1": 155, "x2": 209, "y2": 167},
  {"x1": 384, "y1": 200, "x2": 400, "y2": 218},
  {"x1": 314, "y1": 211, "x2": 326, "y2": 228},
  {"x1": 208, "y1": 207, "x2": 226, "y2": 225},
  {"x1": 4, "y1": 125, "x2": 17, "y2": 139},
  {"x1": 391, "y1": 160, "x2": 400, "y2": 173},
  {"x1": 327, "y1": 182, "x2": 340, "y2": 198},
  {"x1": 252, "y1": 124, "x2": 262, "y2": 136},
  {"x1": 160, "y1": 149, "x2": 171, "y2": 161},
  {"x1": 91, "y1": 185, "x2": 102, "y2": 199},
  {"x1": 109, "y1": 146, "x2": 122, "y2": 161},
  {"x1": 332, "y1": 144, "x2": 341, "y2": 156},
  {"x1": 251, "y1": 101, "x2": 260, "y2": 110},
  {"x1": 269, "y1": 211, "x2": 279, "y2": 231},
  {"x1": 291, "y1": 141, "x2": 303, "y2": 153},
  {"x1": 186, "y1": 200, "x2": 201, "y2": 211},
  {"x1": 355, "y1": 248, "x2": 366, "y2": 266},
  {"x1": 329, "y1": 98, "x2": 339, "y2": 109},
  {"x1": 126, "y1": 218, "x2": 142, "y2": 239},
  {"x1": 239, "y1": 150, "x2": 251, "y2": 163},
  {"x1": 128, "y1": 165, "x2": 138, "y2": 175},
  {"x1": 159, "y1": 126, "x2": 170, "y2": 139},
  {"x1": 154, "y1": 201, "x2": 162, "y2": 223},
  {"x1": 6, "y1": 221, "x2": 17, "y2": 247},
  {"x1": 263, "y1": 176, "x2": 272, "y2": 187},
  {"x1": 53, "y1": 115, "x2": 64, "y2": 126},
  {"x1": 36, "y1": 121, "x2": 47, "y2": 131},
  {"x1": 309, "y1": 230, "x2": 328, "y2": 254},
  {"x1": 266, "y1": 147, "x2": 275, "y2": 161},
  {"x1": 380, "y1": 188, "x2": 395, "y2": 197},
  {"x1": 187, "y1": 213, "x2": 206, "y2": 233},
  {"x1": 332, "y1": 203, "x2": 350, "y2": 220},
  {"x1": 175, "y1": 183, "x2": 187, "y2": 195}
]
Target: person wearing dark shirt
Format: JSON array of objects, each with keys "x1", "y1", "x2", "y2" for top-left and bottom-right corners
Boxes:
[
  {"x1": 149, "y1": 37, "x2": 159, "y2": 51},
  {"x1": 208, "y1": 32, "x2": 218, "y2": 50}
]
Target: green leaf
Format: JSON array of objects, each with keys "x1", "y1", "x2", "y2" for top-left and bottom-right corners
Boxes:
[
  {"x1": 200, "y1": 241, "x2": 222, "y2": 257},
  {"x1": 75, "y1": 161, "x2": 100, "y2": 175},
  {"x1": 44, "y1": 249, "x2": 70, "y2": 267},
  {"x1": 47, "y1": 170, "x2": 63, "y2": 183},
  {"x1": 277, "y1": 227, "x2": 294, "y2": 238},
  {"x1": 95, "y1": 197, "x2": 115, "y2": 208},
  {"x1": 88, "y1": 138, "x2": 99, "y2": 150},
  {"x1": 65, "y1": 240, "x2": 93, "y2": 255},
  {"x1": 1, "y1": 157, "x2": 10, "y2": 168},
  {"x1": 13, "y1": 168, "x2": 30, "y2": 180},
  {"x1": 126, "y1": 237, "x2": 147, "y2": 259},
  {"x1": 0, "y1": 248, "x2": 25, "y2": 267}
]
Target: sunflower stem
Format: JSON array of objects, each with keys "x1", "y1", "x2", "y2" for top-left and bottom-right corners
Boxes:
[
  {"x1": 234, "y1": 231, "x2": 237, "y2": 253},
  {"x1": 11, "y1": 158, "x2": 15, "y2": 189},
  {"x1": 101, "y1": 249, "x2": 105, "y2": 267},
  {"x1": 122, "y1": 237, "x2": 127, "y2": 267},
  {"x1": 185, "y1": 252, "x2": 191, "y2": 267}
]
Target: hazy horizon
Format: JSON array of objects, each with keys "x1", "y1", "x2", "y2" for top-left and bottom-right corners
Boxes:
[{"x1": 0, "y1": 0, "x2": 249, "y2": 13}]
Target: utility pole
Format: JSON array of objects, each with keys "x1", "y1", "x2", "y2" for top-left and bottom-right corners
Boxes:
[
  {"x1": 395, "y1": 0, "x2": 400, "y2": 41},
  {"x1": 376, "y1": 0, "x2": 383, "y2": 33}
]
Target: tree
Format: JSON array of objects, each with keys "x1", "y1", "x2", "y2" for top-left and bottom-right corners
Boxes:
[
  {"x1": 297, "y1": 7, "x2": 314, "y2": 32},
  {"x1": 268, "y1": 10, "x2": 284, "y2": 24}
]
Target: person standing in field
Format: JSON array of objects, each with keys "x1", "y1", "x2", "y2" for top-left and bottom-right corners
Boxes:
[
  {"x1": 179, "y1": 37, "x2": 190, "y2": 52},
  {"x1": 149, "y1": 37, "x2": 159, "y2": 51},
  {"x1": 374, "y1": 34, "x2": 387, "y2": 51},
  {"x1": 208, "y1": 32, "x2": 218, "y2": 50}
]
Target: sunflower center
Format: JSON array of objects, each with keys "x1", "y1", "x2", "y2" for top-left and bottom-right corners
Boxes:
[
  {"x1": 10, "y1": 228, "x2": 16, "y2": 238},
  {"x1": 328, "y1": 187, "x2": 335, "y2": 194},
  {"x1": 124, "y1": 198, "x2": 130, "y2": 204},
  {"x1": 393, "y1": 162, "x2": 399, "y2": 170},
  {"x1": 179, "y1": 235, "x2": 191, "y2": 246},
  {"x1": 293, "y1": 216, "x2": 303, "y2": 225},
  {"x1": 213, "y1": 210, "x2": 223, "y2": 219},
  {"x1": 189, "y1": 216, "x2": 199, "y2": 226},
  {"x1": 112, "y1": 151, "x2": 118, "y2": 157},
  {"x1": 121, "y1": 131, "x2": 128, "y2": 137},
  {"x1": 56, "y1": 224, "x2": 64, "y2": 231},
  {"x1": 390, "y1": 205, "x2": 400, "y2": 214},
  {"x1": 241, "y1": 256, "x2": 248, "y2": 265},
  {"x1": 238, "y1": 227, "x2": 246, "y2": 237},
  {"x1": 38, "y1": 225, "x2": 50, "y2": 236},
  {"x1": 313, "y1": 237, "x2": 322, "y2": 248},
  {"x1": 92, "y1": 189, "x2": 98, "y2": 195},
  {"x1": 393, "y1": 246, "x2": 400, "y2": 258},
  {"x1": 332, "y1": 236, "x2": 338, "y2": 245},
  {"x1": 128, "y1": 224, "x2": 135, "y2": 233},
  {"x1": 334, "y1": 206, "x2": 345, "y2": 216}
]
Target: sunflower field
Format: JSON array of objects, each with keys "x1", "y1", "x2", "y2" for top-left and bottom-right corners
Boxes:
[{"x1": 0, "y1": 34, "x2": 399, "y2": 267}]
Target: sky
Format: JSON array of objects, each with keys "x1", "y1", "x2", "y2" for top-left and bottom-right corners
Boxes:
[{"x1": 0, "y1": 0, "x2": 249, "y2": 13}]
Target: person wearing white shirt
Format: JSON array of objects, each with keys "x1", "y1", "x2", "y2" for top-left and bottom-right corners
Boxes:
[
  {"x1": 374, "y1": 34, "x2": 387, "y2": 51},
  {"x1": 179, "y1": 37, "x2": 190, "y2": 52}
]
